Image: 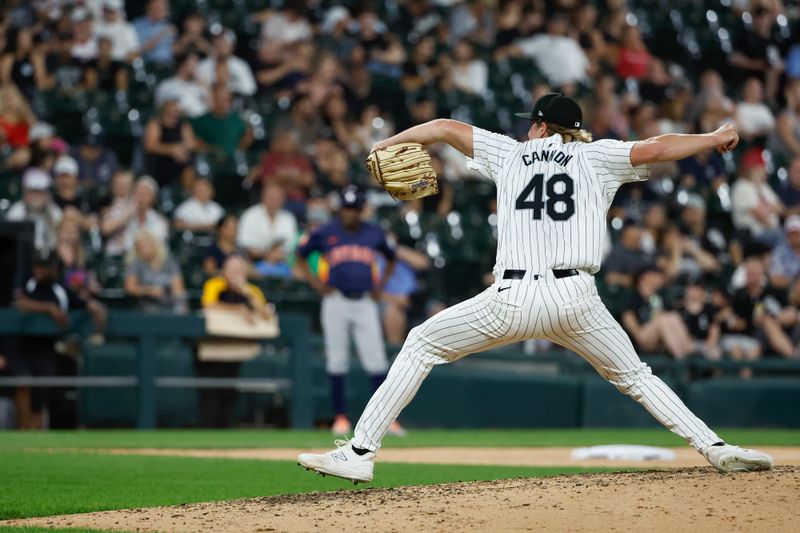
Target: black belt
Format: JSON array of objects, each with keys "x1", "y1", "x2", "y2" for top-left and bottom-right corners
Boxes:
[
  {"x1": 340, "y1": 290, "x2": 367, "y2": 300},
  {"x1": 502, "y1": 269, "x2": 579, "y2": 281}
]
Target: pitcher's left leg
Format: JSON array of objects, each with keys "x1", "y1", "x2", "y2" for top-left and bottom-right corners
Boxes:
[
  {"x1": 540, "y1": 279, "x2": 721, "y2": 451},
  {"x1": 352, "y1": 287, "x2": 527, "y2": 452}
]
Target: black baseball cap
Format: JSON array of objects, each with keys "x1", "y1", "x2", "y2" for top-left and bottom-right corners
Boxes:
[
  {"x1": 340, "y1": 185, "x2": 365, "y2": 209},
  {"x1": 515, "y1": 93, "x2": 583, "y2": 129}
]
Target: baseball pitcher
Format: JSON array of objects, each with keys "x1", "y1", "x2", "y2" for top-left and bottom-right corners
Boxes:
[{"x1": 299, "y1": 93, "x2": 774, "y2": 483}]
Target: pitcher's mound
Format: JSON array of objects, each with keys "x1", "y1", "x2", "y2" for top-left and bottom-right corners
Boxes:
[{"x1": 10, "y1": 466, "x2": 798, "y2": 532}]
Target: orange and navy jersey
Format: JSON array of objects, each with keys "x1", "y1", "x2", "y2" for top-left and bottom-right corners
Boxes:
[{"x1": 298, "y1": 220, "x2": 395, "y2": 293}]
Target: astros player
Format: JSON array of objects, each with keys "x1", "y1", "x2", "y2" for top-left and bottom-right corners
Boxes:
[
  {"x1": 297, "y1": 186, "x2": 405, "y2": 436},
  {"x1": 298, "y1": 93, "x2": 773, "y2": 482}
]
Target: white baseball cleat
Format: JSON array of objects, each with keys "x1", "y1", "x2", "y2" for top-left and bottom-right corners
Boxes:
[
  {"x1": 297, "y1": 439, "x2": 375, "y2": 484},
  {"x1": 703, "y1": 443, "x2": 774, "y2": 472}
]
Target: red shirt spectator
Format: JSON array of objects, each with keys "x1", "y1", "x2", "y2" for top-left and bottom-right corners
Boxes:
[
  {"x1": 254, "y1": 131, "x2": 314, "y2": 202},
  {"x1": 615, "y1": 26, "x2": 651, "y2": 80}
]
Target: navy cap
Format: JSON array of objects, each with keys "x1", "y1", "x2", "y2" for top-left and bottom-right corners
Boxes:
[
  {"x1": 515, "y1": 92, "x2": 583, "y2": 129},
  {"x1": 340, "y1": 185, "x2": 365, "y2": 209}
]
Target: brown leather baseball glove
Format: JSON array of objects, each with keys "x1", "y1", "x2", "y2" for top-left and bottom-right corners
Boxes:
[{"x1": 365, "y1": 142, "x2": 439, "y2": 201}]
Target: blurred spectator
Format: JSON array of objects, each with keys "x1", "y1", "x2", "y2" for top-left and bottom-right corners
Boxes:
[
  {"x1": 70, "y1": 133, "x2": 119, "y2": 187},
  {"x1": 767, "y1": 80, "x2": 800, "y2": 162},
  {"x1": 321, "y1": 95, "x2": 359, "y2": 155},
  {"x1": 124, "y1": 229, "x2": 187, "y2": 313},
  {"x1": 603, "y1": 222, "x2": 650, "y2": 288},
  {"x1": 401, "y1": 35, "x2": 440, "y2": 92},
  {"x1": 198, "y1": 254, "x2": 273, "y2": 427},
  {"x1": 102, "y1": 175, "x2": 167, "y2": 256},
  {"x1": 678, "y1": 148, "x2": 726, "y2": 193},
  {"x1": 11, "y1": 251, "x2": 70, "y2": 429},
  {"x1": 680, "y1": 280, "x2": 722, "y2": 360},
  {"x1": 572, "y1": 3, "x2": 605, "y2": 64},
  {"x1": 84, "y1": 35, "x2": 129, "y2": 92},
  {"x1": 0, "y1": 27, "x2": 48, "y2": 100},
  {"x1": 721, "y1": 257, "x2": 792, "y2": 362},
  {"x1": 778, "y1": 156, "x2": 800, "y2": 216},
  {"x1": 191, "y1": 84, "x2": 252, "y2": 157},
  {"x1": 354, "y1": 105, "x2": 394, "y2": 155},
  {"x1": 99, "y1": 169, "x2": 135, "y2": 253},
  {"x1": 640, "y1": 204, "x2": 667, "y2": 254},
  {"x1": 197, "y1": 28, "x2": 256, "y2": 97},
  {"x1": 52, "y1": 155, "x2": 96, "y2": 231},
  {"x1": 172, "y1": 11, "x2": 213, "y2": 58},
  {"x1": 728, "y1": 6, "x2": 783, "y2": 103},
  {"x1": 679, "y1": 194, "x2": 728, "y2": 269},
  {"x1": 132, "y1": 0, "x2": 175, "y2": 65},
  {"x1": 379, "y1": 243, "x2": 430, "y2": 345},
  {"x1": 622, "y1": 266, "x2": 699, "y2": 359},
  {"x1": 253, "y1": 131, "x2": 314, "y2": 215},
  {"x1": 203, "y1": 214, "x2": 244, "y2": 277},
  {"x1": 355, "y1": 10, "x2": 407, "y2": 79},
  {"x1": 0, "y1": 84, "x2": 35, "y2": 160},
  {"x1": 93, "y1": 0, "x2": 140, "y2": 62},
  {"x1": 449, "y1": 40, "x2": 488, "y2": 95},
  {"x1": 690, "y1": 69, "x2": 736, "y2": 131},
  {"x1": 256, "y1": 3, "x2": 313, "y2": 45},
  {"x1": 42, "y1": 31, "x2": 89, "y2": 94},
  {"x1": 155, "y1": 52, "x2": 208, "y2": 118},
  {"x1": 613, "y1": 25, "x2": 651, "y2": 80},
  {"x1": 173, "y1": 177, "x2": 224, "y2": 232},
  {"x1": 731, "y1": 149, "x2": 784, "y2": 247},
  {"x1": 54, "y1": 219, "x2": 107, "y2": 330},
  {"x1": 767, "y1": 216, "x2": 800, "y2": 289},
  {"x1": 736, "y1": 77, "x2": 775, "y2": 141},
  {"x1": 5, "y1": 168, "x2": 62, "y2": 252},
  {"x1": 70, "y1": 8, "x2": 98, "y2": 62},
  {"x1": 638, "y1": 59, "x2": 671, "y2": 106},
  {"x1": 237, "y1": 182, "x2": 298, "y2": 268},
  {"x1": 143, "y1": 95, "x2": 197, "y2": 188},
  {"x1": 274, "y1": 93, "x2": 324, "y2": 155},
  {"x1": 252, "y1": 38, "x2": 309, "y2": 96},
  {"x1": 316, "y1": 144, "x2": 354, "y2": 194},
  {"x1": 449, "y1": 0, "x2": 495, "y2": 47},
  {"x1": 506, "y1": 14, "x2": 589, "y2": 87}
]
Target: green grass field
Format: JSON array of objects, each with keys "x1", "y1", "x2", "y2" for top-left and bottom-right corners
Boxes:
[{"x1": 1, "y1": 428, "x2": 798, "y2": 531}]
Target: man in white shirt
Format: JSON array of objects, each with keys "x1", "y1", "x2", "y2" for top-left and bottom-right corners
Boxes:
[
  {"x1": 155, "y1": 52, "x2": 209, "y2": 118},
  {"x1": 93, "y1": 0, "x2": 140, "y2": 62},
  {"x1": 511, "y1": 15, "x2": 589, "y2": 87},
  {"x1": 174, "y1": 177, "x2": 224, "y2": 232},
  {"x1": 5, "y1": 168, "x2": 63, "y2": 252},
  {"x1": 197, "y1": 29, "x2": 257, "y2": 97},
  {"x1": 71, "y1": 8, "x2": 99, "y2": 61},
  {"x1": 259, "y1": 6, "x2": 312, "y2": 44},
  {"x1": 731, "y1": 149, "x2": 784, "y2": 247},
  {"x1": 237, "y1": 182, "x2": 297, "y2": 262}
]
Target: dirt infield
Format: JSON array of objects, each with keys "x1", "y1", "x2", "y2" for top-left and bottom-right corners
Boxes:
[
  {"x1": 80, "y1": 445, "x2": 800, "y2": 468},
  {"x1": 10, "y1": 466, "x2": 798, "y2": 532}
]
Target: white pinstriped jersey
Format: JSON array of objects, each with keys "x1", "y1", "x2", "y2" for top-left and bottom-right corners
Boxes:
[{"x1": 468, "y1": 127, "x2": 650, "y2": 276}]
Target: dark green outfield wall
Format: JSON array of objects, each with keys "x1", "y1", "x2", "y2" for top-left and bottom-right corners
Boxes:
[
  {"x1": 78, "y1": 340, "x2": 800, "y2": 429},
  {"x1": 2, "y1": 309, "x2": 799, "y2": 429}
]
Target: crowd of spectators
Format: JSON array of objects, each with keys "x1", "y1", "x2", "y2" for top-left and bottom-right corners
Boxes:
[{"x1": 1, "y1": 0, "x2": 800, "y2": 403}]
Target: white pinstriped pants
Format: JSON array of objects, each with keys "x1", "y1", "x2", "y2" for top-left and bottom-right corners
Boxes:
[{"x1": 352, "y1": 270, "x2": 721, "y2": 452}]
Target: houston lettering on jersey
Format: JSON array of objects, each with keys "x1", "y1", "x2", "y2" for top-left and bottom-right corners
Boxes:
[{"x1": 327, "y1": 244, "x2": 376, "y2": 267}]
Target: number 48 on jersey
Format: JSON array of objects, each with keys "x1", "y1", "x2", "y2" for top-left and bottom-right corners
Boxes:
[{"x1": 515, "y1": 173, "x2": 575, "y2": 221}]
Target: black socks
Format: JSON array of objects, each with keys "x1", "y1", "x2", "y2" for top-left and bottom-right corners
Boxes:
[
  {"x1": 711, "y1": 441, "x2": 726, "y2": 446},
  {"x1": 352, "y1": 445, "x2": 371, "y2": 456}
]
